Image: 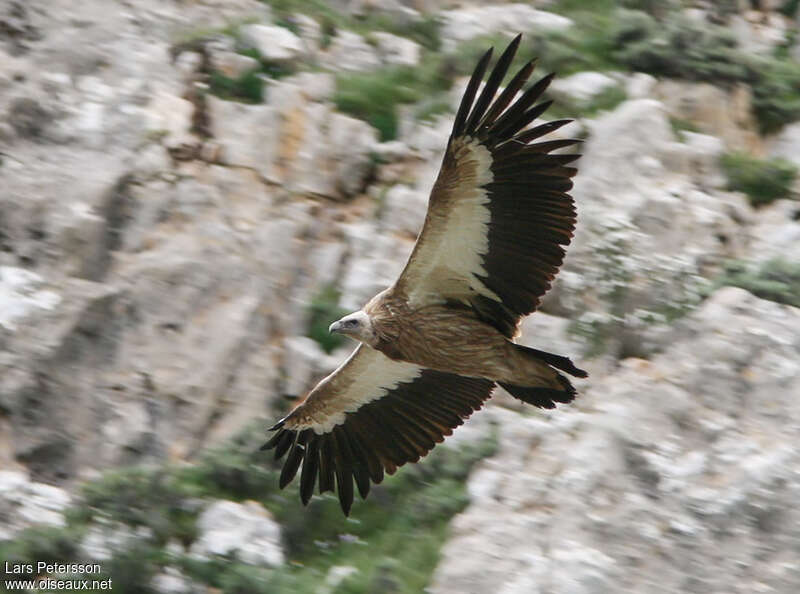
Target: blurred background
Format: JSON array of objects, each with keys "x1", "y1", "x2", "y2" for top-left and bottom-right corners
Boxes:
[{"x1": 1, "y1": 0, "x2": 800, "y2": 592}]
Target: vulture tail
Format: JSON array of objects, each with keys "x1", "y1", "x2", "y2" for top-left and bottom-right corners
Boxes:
[
  {"x1": 498, "y1": 380, "x2": 575, "y2": 409},
  {"x1": 516, "y1": 344, "x2": 588, "y2": 378},
  {"x1": 497, "y1": 343, "x2": 587, "y2": 409}
]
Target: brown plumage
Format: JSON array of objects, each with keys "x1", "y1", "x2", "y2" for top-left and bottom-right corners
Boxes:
[{"x1": 263, "y1": 34, "x2": 587, "y2": 515}]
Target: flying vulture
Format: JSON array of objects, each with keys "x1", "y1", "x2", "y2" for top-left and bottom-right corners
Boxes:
[{"x1": 263, "y1": 34, "x2": 586, "y2": 515}]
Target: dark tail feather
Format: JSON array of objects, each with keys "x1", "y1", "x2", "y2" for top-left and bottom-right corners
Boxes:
[
  {"x1": 518, "y1": 344, "x2": 588, "y2": 378},
  {"x1": 499, "y1": 373, "x2": 576, "y2": 410}
]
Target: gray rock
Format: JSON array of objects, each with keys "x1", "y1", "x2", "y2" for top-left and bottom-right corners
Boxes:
[
  {"x1": 151, "y1": 568, "x2": 194, "y2": 594},
  {"x1": 81, "y1": 520, "x2": 154, "y2": 561},
  {"x1": 142, "y1": 90, "x2": 195, "y2": 152},
  {"x1": 282, "y1": 335, "x2": 339, "y2": 397},
  {"x1": 432, "y1": 288, "x2": 800, "y2": 594},
  {"x1": 729, "y1": 12, "x2": 788, "y2": 56},
  {"x1": 548, "y1": 71, "x2": 618, "y2": 104},
  {"x1": 292, "y1": 13, "x2": 323, "y2": 56},
  {"x1": 440, "y1": 5, "x2": 572, "y2": 50},
  {"x1": 4, "y1": 3, "x2": 797, "y2": 591},
  {"x1": 208, "y1": 80, "x2": 377, "y2": 199},
  {"x1": 371, "y1": 140, "x2": 412, "y2": 162},
  {"x1": 7, "y1": 97, "x2": 52, "y2": 140},
  {"x1": 338, "y1": 222, "x2": 407, "y2": 310},
  {"x1": 344, "y1": 0, "x2": 422, "y2": 24},
  {"x1": 190, "y1": 500, "x2": 284, "y2": 567},
  {"x1": 748, "y1": 199, "x2": 800, "y2": 264},
  {"x1": 767, "y1": 121, "x2": 800, "y2": 168},
  {"x1": 206, "y1": 96, "x2": 279, "y2": 180},
  {"x1": 320, "y1": 30, "x2": 381, "y2": 72},
  {"x1": 282, "y1": 71, "x2": 335, "y2": 102},
  {"x1": 211, "y1": 51, "x2": 260, "y2": 79},
  {"x1": 239, "y1": 24, "x2": 305, "y2": 64},
  {"x1": 676, "y1": 131, "x2": 727, "y2": 189},
  {"x1": 369, "y1": 31, "x2": 421, "y2": 67},
  {"x1": 0, "y1": 470, "x2": 71, "y2": 539},
  {"x1": 653, "y1": 79, "x2": 762, "y2": 154},
  {"x1": 0, "y1": 267, "x2": 61, "y2": 332},
  {"x1": 319, "y1": 565, "x2": 359, "y2": 593},
  {"x1": 552, "y1": 99, "x2": 750, "y2": 357},
  {"x1": 382, "y1": 184, "x2": 428, "y2": 236},
  {"x1": 624, "y1": 72, "x2": 657, "y2": 99},
  {"x1": 325, "y1": 112, "x2": 380, "y2": 198}
]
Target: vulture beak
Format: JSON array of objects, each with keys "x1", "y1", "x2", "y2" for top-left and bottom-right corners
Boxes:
[{"x1": 329, "y1": 320, "x2": 342, "y2": 334}]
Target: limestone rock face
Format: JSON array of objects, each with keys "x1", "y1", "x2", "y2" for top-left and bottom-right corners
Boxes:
[
  {"x1": 550, "y1": 99, "x2": 751, "y2": 358},
  {"x1": 319, "y1": 30, "x2": 381, "y2": 72},
  {"x1": 2, "y1": 2, "x2": 799, "y2": 593},
  {"x1": 440, "y1": 4, "x2": 572, "y2": 50},
  {"x1": 369, "y1": 31, "x2": 421, "y2": 67},
  {"x1": 767, "y1": 121, "x2": 800, "y2": 169},
  {"x1": 653, "y1": 80, "x2": 763, "y2": 154},
  {"x1": 548, "y1": 71, "x2": 618, "y2": 104},
  {"x1": 0, "y1": 471, "x2": 72, "y2": 540},
  {"x1": 238, "y1": 24, "x2": 306, "y2": 64},
  {"x1": 207, "y1": 78, "x2": 378, "y2": 200},
  {"x1": 748, "y1": 199, "x2": 800, "y2": 264},
  {"x1": 431, "y1": 288, "x2": 800, "y2": 594},
  {"x1": 190, "y1": 500, "x2": 284, "y2": 567}
]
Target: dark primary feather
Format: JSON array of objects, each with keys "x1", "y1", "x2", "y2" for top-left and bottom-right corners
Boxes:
[
  {"x1": 466, "y1": 34, "x2": 521, "y2": 133},
  {"x1": 450, "y1": 38, "x2": 580, "y2": 338},
  {"x1": 479, "y1": 58, "x2": 536, "y2": 130},
  {"x1": 453, "y1": 47, "x2": 493, "y2": 137},
  {"x1": 299, "y1": 437, "x2": 319, "y2": 505}
]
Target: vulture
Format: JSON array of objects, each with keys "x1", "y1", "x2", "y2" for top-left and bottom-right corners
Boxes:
[{"x1": 263, "y1": 34, "x2": 586, "y2": 515}]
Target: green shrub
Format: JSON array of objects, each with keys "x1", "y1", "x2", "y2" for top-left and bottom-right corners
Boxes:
[
  {"x1": 720, "y1": 152, "x2": 797, "y2": 207},
  {"x1": 81, "y1": 467, "x2": 201, "y2": 546},
  {"x1": 529, "y1": 24, "x2": 619, "y2": 76},
  {"x1": 553, "y1": 84, "x2": 627, "y2": 119},
  {"x1": 335, "y1": 69, "x2": 410, "y2": 140},
  {"x1": 209, "y1": 70, "x2": 265, "y2": 103},
  {"x1": 750, "y1": 57, "x2": 800, "y2": 134},
  {"x1": 413, "y1": 95, "x2": 452, "y2": 123},
  {"x1": 669, "y1": 116, "x2": 700, "y2": 137},
  {"x1": 605, "y1": 9, "x2": 800, "y2": 133},
  {"x1": 780, "y1": 0, "x2": 800, "y2": 17},
  {"x1": 263, "y1": 0, "x2": 441, "y2": 51},
  {"x1": 0, "y1": 525, "x2": 85, "y2": 578},
  {"x1": 365, "y1": 14, "x2": 442, "y2": 52},
  {"x1": 306, "y1": 284, "x2": 351, "y2": 353},
  {"x1": 103, "y1": 544, "x2": 165, "y2": 594},
  {"x1": 711, "y1": 259, "x2": 800, "y2": 308},
  {"x1": 334, "y1": 57, "x2": 454, "y2": 141},
  {"x1": 611, "y1": 11, "x2": 749, "y2": 83},
  {"x1": 178, "y1": 424, "x2": 280, "y2": 500},
  {"x1": 1, "y1": 418, "x2": 498, "y2": 593}
]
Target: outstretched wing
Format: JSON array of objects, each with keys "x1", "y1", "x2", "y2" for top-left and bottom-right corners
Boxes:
[
  {"x1": 262, "y1": 344, "x2": 494, "y2": 515},
  {"x1": 393, "y1": 34, "x2": 579, "y2": 337}
]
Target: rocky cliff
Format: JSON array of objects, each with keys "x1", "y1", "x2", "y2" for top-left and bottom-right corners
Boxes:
[{"x1": 2, "y1": 0, "x2": 800, "y2": 592}]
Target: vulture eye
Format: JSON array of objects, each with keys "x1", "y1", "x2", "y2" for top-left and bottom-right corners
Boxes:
[{"x1": 344, "y1": 319, "x2": 358, "y2": 328}]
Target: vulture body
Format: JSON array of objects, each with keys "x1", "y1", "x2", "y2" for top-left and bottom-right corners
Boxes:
[{"x1": 263, "y1": 34, "x2": 586, "y2": 515}]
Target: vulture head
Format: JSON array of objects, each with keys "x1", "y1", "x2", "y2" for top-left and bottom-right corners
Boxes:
[{"x1": 329, "y1": 311, "x2": 377, "y2": 346}]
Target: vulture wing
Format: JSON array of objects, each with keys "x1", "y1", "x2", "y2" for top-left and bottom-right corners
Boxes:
[
  {"x1": 394, "y1": 34, "x2": 580, "y2": 337},
  {"x1": 262, "y1": 344, "x2": 494, "y2": 515}
]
